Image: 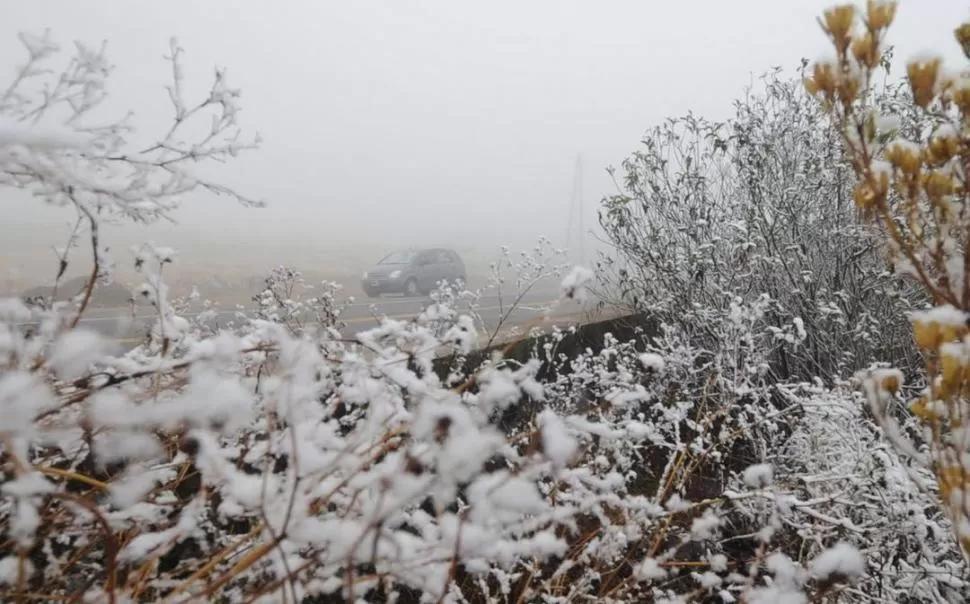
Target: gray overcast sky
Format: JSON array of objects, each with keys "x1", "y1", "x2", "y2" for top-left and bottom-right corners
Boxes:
[{"x1": 1, "y1": 1, "x2": 967, "y2": 280}]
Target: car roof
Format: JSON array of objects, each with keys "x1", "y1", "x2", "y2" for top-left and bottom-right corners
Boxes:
[{"x1": 393, "y1": 247, "x2": 459, "y2": 254}]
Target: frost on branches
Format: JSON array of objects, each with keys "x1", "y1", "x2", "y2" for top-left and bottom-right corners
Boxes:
[
  {"x1": 598, "y1": 65, "x2": 925, "y2": 385},
  {"x1": 1, "y1": 25, "x2": 969, "y2": 604},
  {"x1": 5, "y1": 267, "x2": 966, "y2": 602},
  {"x1": 0, "y1": 29, "x2": 263, "y2": 332}
]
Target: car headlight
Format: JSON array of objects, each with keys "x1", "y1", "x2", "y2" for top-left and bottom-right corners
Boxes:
[{"x1": 389, "y1": 270, "x2": 401, "y2": 279}]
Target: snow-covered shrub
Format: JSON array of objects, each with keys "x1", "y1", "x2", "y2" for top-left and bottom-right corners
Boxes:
[
  {"x1": 0, "y1": 21, "x2": 967, "y2": 604},
  {"x1": 6, "y1": 277, "x2": 902, "y2": 602},
  {"x1": 598, "y1": 64, "x2": 925, "y2": 384},
  {"x1": 1, "y1": 30, "x2": 261, "y2": 335},
  {"x1": 251, "y1": 266, "x2": 349, "y2": 338},
  {"x1": 806, "y1": 1, "x2": 970, "y2": 560},
  {"x1": 729, "y1": 382, "x2": 967, "y2": 602}
]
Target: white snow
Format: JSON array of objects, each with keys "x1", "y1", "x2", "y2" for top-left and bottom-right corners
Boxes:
[
  {"x1": 48, "y1": 329, "x2": 106, "y2": 380},
  {"x1": 746, "y1": 586, "x2": 808, "y2": 604},
  {"x1": 467, "y1": 472, "x2": 549, "y2": 526},
  {"x1": 560, "y1": 266, "x2": 594, "y2": 302},
  {"x1": 690, "y1": 509, "x2": 722, "y2": 540},
  {"x1": 537, "y1": 409, "x2": 578, "y2": 469},
  {"x1": 635, "y1": 557, "x2": 668, "y2": 581},
  {"x1": 910, "y1": 304, "x2": 968, "y2": 327},
  {"x1": 0, "y1": 298, "x2": 32, "y2": 323},
  {"x1": 742, "y1": 462, "x2": 774, "y2": 489},
  {"x1": 1, "y1": 471, "x2": 55, "y2": 498},
  {"x1": 109, "y1": 468, "x2": 161, "y2": 509},
  {"x1": 810, "y1": 541, "x2": 865, "y2": 582},
  {"x1": 0, "y1": 556, "x2": 33, "y2": 585},
  {"x1": 0, "y1": 371, "x2": 58, "y2": 434},
  {"x1": 639, "y1": 352, "x2": 666, "y2": 371}
]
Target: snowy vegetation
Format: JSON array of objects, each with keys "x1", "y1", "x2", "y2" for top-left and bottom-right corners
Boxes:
[
  {"x1": 1, "y1": 3, "x2": 970, "y2": 602},
  {"x1": 596, "y1": 59, "x2": 926, "y2": 385}
]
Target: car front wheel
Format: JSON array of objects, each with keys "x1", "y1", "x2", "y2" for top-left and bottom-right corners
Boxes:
[{"x1": 404, "y1": 278, "x2": 419, "y2": 297}]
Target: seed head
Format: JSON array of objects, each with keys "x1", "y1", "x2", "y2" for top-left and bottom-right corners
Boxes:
[
  {"x1": 851, "y1": 32, "x2": 879, "y2": 68},
  {"x1": 866, "y1": 0, "x2": 897, "y2": 32},
  {"x1": 820, "y1": 5, "x2": 857, "y2": 54},
  {"x1": 907, "y1": 56, "x2": 943, "y2": 108},
  {"x1": 955, "y1": 22, "x2": 970, "y2": 60},
  {"x1": 885, "y1": 140, "x2": 922, "y2": 176}
]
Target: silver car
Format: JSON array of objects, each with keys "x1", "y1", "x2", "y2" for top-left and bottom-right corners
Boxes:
[{"x1": 361, "y1": 248, "x2": 466, "y2": 298}]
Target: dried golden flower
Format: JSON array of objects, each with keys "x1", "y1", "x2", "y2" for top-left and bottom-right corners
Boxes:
[
  {"x1": 925, "y1": 127, "x2": 960, "y2": 164},
  {"x1": 885, "y1": 140, "x2": 922, "y2": 175},
  {"x1": 940, "y1": 322, "x2": 969, "y2": 343},
  {"x1": 922, "y1": 170, "x2": 956, "y2": 202},
  {"x1": 956, "y1": 22, "x2": 970, "y2": 60},
  {"x1": 909, "y1": 395, "x2": 934, "y2": 422},
  {"x1": 912, "y1": 319, "x2": 941, "y2": 349},
  {"x1": 949, "y1": 76, "x2": 970, "y2": 113},
  {"x1": 880, "y1": 372, "x2": 901, "y2": 394},
  {"x1": 938, "y1": 466, "x2": 969, "y2": 497},
  {"x1": 820, "y1": 5, "x2": 857, "y2": 54},
  {"x1": 939, "y1": 372, "x2": 962, "y2": 398},
  {"x1": 807, "y1": 61, "x2": 837, "y2": 98},
  {"x1": 866, "y1": 0, "x2": 897, "y2": 31},
  {"x1": 837, "y1": 71, "x2": 861, "y2": 105},
  {"x1": 852, "y1": 32, "x2": 880, "y2": 68},
  {"x1": 907, "y1": 56, "x2": 942, "y2": 108},
  {"x1": 852, "y1": 181, "x2": 880, "y2": 210}
]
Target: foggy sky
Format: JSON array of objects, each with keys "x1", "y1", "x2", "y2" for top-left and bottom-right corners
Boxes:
[{"x1": 1, "y1": 1, "x2": 966, "y2": 284}]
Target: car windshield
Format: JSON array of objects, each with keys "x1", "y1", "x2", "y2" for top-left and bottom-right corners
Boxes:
[{"x1": 377, "y1": 250, "x2": 416, "y2": 265}]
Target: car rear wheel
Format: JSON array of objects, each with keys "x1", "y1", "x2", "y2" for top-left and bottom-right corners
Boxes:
[{"x1": 404, "y1": 278, "x2": 419, "y2": 297}]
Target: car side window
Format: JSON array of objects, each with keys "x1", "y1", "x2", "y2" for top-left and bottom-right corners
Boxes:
[{"x1": 436, "y1": 251, "x2": 452, "y2": 264}]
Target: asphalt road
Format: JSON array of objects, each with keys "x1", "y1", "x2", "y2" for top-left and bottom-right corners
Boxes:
[{"x1": 16, "y1": 287, "x2": 596, "y2": 351}]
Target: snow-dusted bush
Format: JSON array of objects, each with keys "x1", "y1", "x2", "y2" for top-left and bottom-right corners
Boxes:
[
  {"x1": 251, "y1": 266, "x2": 348, "y2": 336},
  {"x1": 0, "y1": 23, "x2": 967, "y2": 604},
  {"x1": 598, "y1": 64, "x2": 926, "y2": 384},
  {"x1": 755, "y1": 384, "x2": 967, "y2": 602},
  {"x1": 7, "y1": 279, "x2": 931, "y2": 602},
  {"x1": 0, "y1": 29, "x2": 262, "y2": 329}
]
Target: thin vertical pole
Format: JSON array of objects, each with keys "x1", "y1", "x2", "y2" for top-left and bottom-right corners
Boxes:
[{"x1": 566, "y1": 154, "x2": 585, "y2": 266}]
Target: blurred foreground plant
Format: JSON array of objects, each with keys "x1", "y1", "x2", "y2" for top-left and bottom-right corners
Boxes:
[
  {"x1": 806, "y1": 0, "x2": 970, "y2": 558},
  {"x1": 1, "y1": 21, "x2": 967, "y2": 604}
]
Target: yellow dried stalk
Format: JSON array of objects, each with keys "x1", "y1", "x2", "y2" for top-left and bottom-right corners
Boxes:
[{"x1": 806, "y1": 1, "x2": 970, "y2": 557}]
